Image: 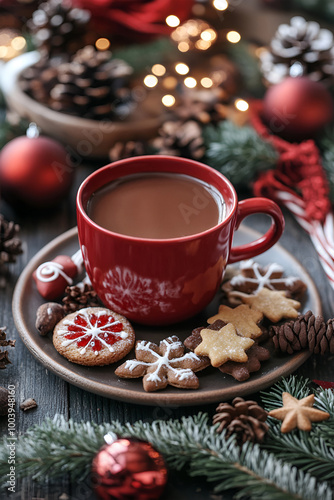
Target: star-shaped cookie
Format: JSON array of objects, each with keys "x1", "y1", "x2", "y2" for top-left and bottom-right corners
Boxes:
[
  {"x1": 194, "y1": 324, "x2": 254, "y2": 367},
  {"x1": 268, "y1": 392, "x2": 330, "y2": 433},
  {"x1": 207, "y1": 304, "x2": 263, "y2": 339},
  {"x1": 240, "y1": 288, "x2": 301, "y2": 323}
]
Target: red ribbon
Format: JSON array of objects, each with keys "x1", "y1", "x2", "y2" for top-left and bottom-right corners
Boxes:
[
  {"x1": 313, "y1": 379, "x2": 334, "y2": 389},
  {"x1": 251, "y1": 101, "x2": 331, "y2": 224}
]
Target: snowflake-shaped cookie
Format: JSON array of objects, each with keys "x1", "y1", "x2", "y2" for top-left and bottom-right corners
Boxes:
[
  {"x1": 115, "y1": 335, "x2": 209, "y2": 392},
  {"x1": 222, "y1": 260, "x2": 306, "y2": 301},
  {"x1": 53, "y1": 307, "x2": 135, "y2": 366}
]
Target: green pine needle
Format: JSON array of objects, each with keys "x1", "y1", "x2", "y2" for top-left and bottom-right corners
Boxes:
[
  {"x1": 320, "y1": 130, "x2": 334, "y2": 204},
  {"x1": 202, "y1": 121, "x2": 278, "y2": 189},
  {"x1": 0, "y1": 376, "x2": 333, "y2": 499}
]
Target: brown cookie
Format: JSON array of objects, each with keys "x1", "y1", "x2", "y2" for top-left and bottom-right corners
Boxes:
[
  {"x1": 115, "y1": 335, "x2": 210, "y2": 392},
  {"x1": 194, "y1": 324, "x2": 254, "y2": 367},
  {"x1": 218, "y1": 344, "x2": 270, "y2": 381},
  {"x1": 240, "y1": 289, "x2": 301, "y2": 323},
  {"x1": 208, "y1": 304, "x2": 263, "y2": 339},
  {"x1": 222, "y1": 260, "x2": 307, "y2": 300},
  {"x1": 53, "y1": 307, "x2": 135, "y2": 366},
  {"x1": 184, "y1": 319, "x2": 226, "y2": 353}
]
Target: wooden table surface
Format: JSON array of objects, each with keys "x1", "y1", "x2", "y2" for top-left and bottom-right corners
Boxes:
[
  {"x1": 0, "y1": 161, "x2": 333, "y2": 500},
  {"x1": 1, "y1": 2, "x2": 334, "y2": 497}
]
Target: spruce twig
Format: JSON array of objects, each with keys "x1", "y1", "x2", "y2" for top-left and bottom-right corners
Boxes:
[
  {"x1": 0, "y1": 411, "x2": 333, "y2": 499},
  {"x1": 261, "y1": 376, "x2": 334, "y2": 483},
  {"x1": 202, "y1": 121, "x2": 278, "y2": 189}
]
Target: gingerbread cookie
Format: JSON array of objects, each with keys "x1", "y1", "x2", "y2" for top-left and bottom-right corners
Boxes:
[
  {"x1": 222, "y1": 260, "x2": 307, "y2": 300},
  {"x1": 240, "y1": 288, "x2": 301, "y2": 323},
  {"x1": 194, "y1": 324, "x2": 254, "y2": 367},
  {"x1": 218, "y1": 344, "x2": 270, "y2": 381},
  {"x1": 53, "y1": 307, "x2": 135, "y2": 366},
  {"x1": 208, "y1": 304, "x2": 263, "y2": 339},
  {"x1": 115, "y1": 335, "x2": 209, "y2": 392},
  {"x1": 185, "y1": 321, "x2": 269, "y2": 381}
]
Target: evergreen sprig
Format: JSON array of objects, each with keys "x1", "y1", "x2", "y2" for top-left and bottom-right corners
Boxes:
[
  {"x1": 320, "y1": 130, "x2": 334, "y2": 203},
  {"x1": 0, "y1": 376, "x2": 333, "y2": 499},
  {"x1": 202, "y1": 121, "x2": 278, "y2": 189},
  {"x1": 261, "y1": 376, "x2": 334, "y2": 483}
]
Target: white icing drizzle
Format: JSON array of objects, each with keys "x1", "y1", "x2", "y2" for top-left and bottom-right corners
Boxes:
[
  {"x1": 124, "y1": 337, "x2": 200, "y2": 384},
  {"x1": 231, "y1": 261, "x2": 297, "y2": 293},
  {"x1": 58, "y1": 308, "x2": 128, "y2": 355},
  {"x1": 36, "y1": 261, "x2": 73, "y2": 284}
]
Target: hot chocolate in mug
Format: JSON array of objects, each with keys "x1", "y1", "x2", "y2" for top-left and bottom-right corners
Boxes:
[{"x1": 77, "y1": 156, "x2": 284, "y2": 325}]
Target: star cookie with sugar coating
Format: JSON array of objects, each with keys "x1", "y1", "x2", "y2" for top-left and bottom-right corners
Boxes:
[
  {"x1": 194, "y1": 323, "x2": 254, "y2": 367},
  {"x1": 208, "y1": 304, "x2": 263, "y2": 339},
  {"x1": 240, "y1": 288, "x2": 301, "y2": 323}
]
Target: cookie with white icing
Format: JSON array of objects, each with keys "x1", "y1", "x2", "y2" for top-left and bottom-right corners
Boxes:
[
  {"x1": 222, "y1": 259, "x2": 307, "y2": 303},
  {"x1": 115, "y1": 335, "x2": 210, "y2": 392},
  {"x1": 53, "y1": 307, "x2": 135, "y2": 366}
]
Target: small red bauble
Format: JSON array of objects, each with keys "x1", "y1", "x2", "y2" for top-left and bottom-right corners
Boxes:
[
  {"x1": 91, "y1": 437, "x2": 168, "y2": 500},
  {"x1": 0, "y1": 130, "x2": 74, "y2": 208},
  {"x1": 262, "y1": 77, "x2": 334, "y2": 142}
]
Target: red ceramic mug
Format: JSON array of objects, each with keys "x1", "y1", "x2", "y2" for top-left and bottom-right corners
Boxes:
[{"x1": 77, "y1": 156, "x2": 284, "y2": 325}]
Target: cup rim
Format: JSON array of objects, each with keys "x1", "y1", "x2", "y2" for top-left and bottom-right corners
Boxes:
[{"x1": 76, "y1": 155, "x2": 238, "y2": 244}]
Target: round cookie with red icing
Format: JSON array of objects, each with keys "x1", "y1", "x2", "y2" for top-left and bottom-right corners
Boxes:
[{"x1": 53, "y1": 307, "x2": 135, "y2": 366}]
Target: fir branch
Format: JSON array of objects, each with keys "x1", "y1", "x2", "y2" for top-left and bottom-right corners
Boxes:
[
  {"x1": 0, "y1": 412, "x2": 332, "y2": 499},
  {"x1": 113, "y1": 37, "x2": 178, "y2": 74},
  {"x1": 320, "y1": 130, "x2": 334, "y2": 203},
  {"x1": 261, "y1": 376, "x2": 334, "y2": 483},
  {"x1": 202, "y1": 121, "x2": 278, "y2": 189},
  {"x1": 227, "y1": 41, "x2": 266, "y2": 98}
]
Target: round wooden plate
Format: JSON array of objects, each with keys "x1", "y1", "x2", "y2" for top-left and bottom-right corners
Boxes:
[{"x1": 12, "y1": 226, "x2": 321, "y2": 406}]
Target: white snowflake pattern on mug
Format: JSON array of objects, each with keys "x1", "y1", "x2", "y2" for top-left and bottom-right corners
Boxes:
[{"x1": 102, "y1": 266, "x2": 182, "y2": 315}]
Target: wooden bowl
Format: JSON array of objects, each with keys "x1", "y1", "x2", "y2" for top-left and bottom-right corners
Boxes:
[{"x1": 1, "y1": 51, "x2": 164, "y2": 159}]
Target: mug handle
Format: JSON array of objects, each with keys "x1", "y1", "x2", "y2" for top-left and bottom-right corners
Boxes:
[{"x1": 228, "y1": 197, "x2": 285, "y2": 264}]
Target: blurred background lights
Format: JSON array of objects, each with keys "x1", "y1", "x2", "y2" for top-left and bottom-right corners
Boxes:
[
  {"x1": 178, "y1": 42, "x2": 190, "y2": 52},
  {"x1": 200, "y1": 77, "x2": 213, "y2": 88},
  {"x1": 162, "y1": 94, "x2": 176, "y2": 107},
  {"x1": 151, "y1": 64, "x2": 166, "y2": 76},
  {"x1": 184, "y1": 77, "x2": 197, "y2": 88},
  {"x1": 163, "y1": 76, "x2": 178, "y2": 89},
  {"x1": 226, "y1": 31, "x2": 241, "y2": 43},
  {"x1": 235, "y1": 98, "x2": 249, "y2": 112},
  {"x1": 144, "y1": 74, "x2": 158, "y2": 88},
  {"x1": 213, "y1": 0, "x2": 229, "y2": 10},
  {"x1": 201, "y1": 29, "x2": 216, "y2": 42},
  {"x1": 166, "y1": 15, "x2": 180, "y2": 28},
  {"x1": 175, "y1": 63, "x2": 189, "y2": 75},
  {"x1": 11, "y1": 36, "x2": 26, "y2": 51},
  {"x1": 95, "y1": 37, "x2": 110, "y2": 51}
]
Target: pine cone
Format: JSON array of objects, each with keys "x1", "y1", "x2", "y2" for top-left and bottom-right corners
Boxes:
[
  {"x1": 19, "y1": 58, "x2": 59, "y2": 103},
  {"x1": 48, "y1": 46, "x2": 133, "y2": 120},
  {"x1": 0, "y1": 215, "x2": 23, "y2": 269},
  {"x1": 109, "y1": 141, "x2": 147, "y2": 162},
  {"x1": 260, "y1": 16, "x2": 334, "y2": 84},
  {"x1": 0, "y1": 326, "x2": 15, "y2": 369},
  {"x1": 0, "y1": 387, "x2": 9, "y2": 416},
  {"x1": 27, "y1": 0, "x2": 91, "y2": 58},
  {"x1": 213, "y1": 397, "x2": 268, "y2": 445},
  {"x1": 270, "y1": 310, "x2": 334, "y2": 355},
  {"x1": 173, "y1": 89, "x2": 229, "y2": 126},
  {"x1": 152, "y1": 120, "x2": 205, "y2": 160},
  {"x1": 62, "y1": 283, "x2": 100, "y2": 314}
]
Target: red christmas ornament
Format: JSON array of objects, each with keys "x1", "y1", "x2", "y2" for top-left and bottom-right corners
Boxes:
[
  {"x1": 91, "y1": 437, "x2": 168, "y2": 500},
  {"x1": 262, "y1": 77, "x2": 334, "y2": 142},
  {"x1": 0, "y1": 124, "x2": 74, "y2": 208}
]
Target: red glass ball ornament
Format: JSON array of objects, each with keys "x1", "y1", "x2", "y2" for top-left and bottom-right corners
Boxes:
[
  {"x1": 262, "y1": 77, "x2": 334, "y2": 142},
  {"x1": 0, "y1": 132, "x2": 74, "y2": 208},
  {"x1": 91, "y1": 438, "x2": 168, "y2": 500}
]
